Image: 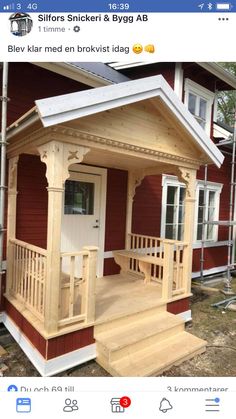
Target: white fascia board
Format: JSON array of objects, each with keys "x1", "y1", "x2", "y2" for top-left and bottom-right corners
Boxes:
[
  {"x1": 36, "y1": 74, "x2": 224, "y2": 168},
  {"x1": 197, "y1": 63, "x2": 236, "y2": 90}
]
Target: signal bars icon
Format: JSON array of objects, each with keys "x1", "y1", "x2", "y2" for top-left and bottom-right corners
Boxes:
[{"x1": 3, "y1": 3, "x2": 15, "y2": 10}]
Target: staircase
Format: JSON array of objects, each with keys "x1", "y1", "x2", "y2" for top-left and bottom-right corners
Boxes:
[{"x1": 94, "y1": 305, "x2": 206, "y2": 376}]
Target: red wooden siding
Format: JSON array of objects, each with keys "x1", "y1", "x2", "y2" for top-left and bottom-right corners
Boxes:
[
  {"x1": 167, "y1": 297, "x2": 190, "y2": 315},
  {"x1": 192, "y1": 246, "x2": 228, "y2": 273},
  {"x1": 5, "y1": 299, "x2": 95, "y2": 360},
  {"x1": 104, "y1": 168, "x2": 128, "y2": 251},
  {"x1": 132, "y1": 175, "x2": 162, "y2": 236},
  {"x1": 5, "y1": 299, "x2": 47, "y2": 357},
  {"x1": 196, "y1": 155, "x2": 231, "y2": 242},
  {"x1": 120, "y1": 62, "x2": 176, "y2": 89},
  {"x1": 47, "y1": 327, "x2": 94, "y2": 360},
  {"x1": 182, "y1": 62, "x2": 234, "y2": 92},
  {"x1": 3, "y1": 63, "x2": 90, "y2": 126},
  {"x1": 16, "y1": 154, "x2": 48, "y2": 249}
]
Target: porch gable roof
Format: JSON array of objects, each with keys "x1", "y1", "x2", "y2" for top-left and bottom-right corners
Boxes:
[{"x1": 35, "y1": 74, "x2": 224, "y2": 168}]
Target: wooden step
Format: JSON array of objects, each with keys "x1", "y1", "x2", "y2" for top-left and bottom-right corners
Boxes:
[
  {"x1": 95, "y1": 303, "x2": 166, "y2": 333},
  {"x1": 95, "y1": 312, "x2": 184, "y2": 362},
  {"x1": 97, "y1": 331, "x2": 206, "y2": 377}
]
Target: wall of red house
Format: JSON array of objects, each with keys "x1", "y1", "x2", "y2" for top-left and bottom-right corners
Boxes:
[
  {"x1": 182, "y1": 63, "x2": 216, "y2": 93},
  {"x1": 16, "y1": 154, "x2": 48, "y2": 249},
  {"x1": 120, "y1": 62, "x2": 176, "y2": 89},
  {"x1": 1, "y1": 63, "x2": 90, "y2": 126},
  {"x1": 132, "y1": 175, "x2": 162, "y2": 236},
  {"x1": 104, "y1": 168, "x2": 128, "y2": 275},
  {"x1": 197, "y1": 154, "x2": 231, "y2": 242}
]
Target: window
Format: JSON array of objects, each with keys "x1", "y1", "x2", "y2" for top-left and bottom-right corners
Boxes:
[
  {"x1": 184, "y1": 79, "x2": 215, "y2": 135},
  {"x1": 195, "y1": 181, "x2": 222, "y2": 242},
  {"x1": 64, "y1": 180, "x2": 94, "y2": 215},
  {"x1": 161, "y1": 176, "x2": 186, "y2": 241}
]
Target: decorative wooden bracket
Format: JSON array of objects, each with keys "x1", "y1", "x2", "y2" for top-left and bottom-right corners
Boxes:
[
  {"x1": 8, "y1": 156, "x2": 19, "y2": 193},
  {"x1": 38, "y1": 141, "x2": 90, "y2": 188},
  {"x1": 174, "y1": 167, "x2": 196, "y2": 198}
]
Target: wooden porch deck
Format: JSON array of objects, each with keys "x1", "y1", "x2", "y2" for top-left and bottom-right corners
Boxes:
[{"x1": 95, "y1": 273, "x2": 162, "y2": 324}]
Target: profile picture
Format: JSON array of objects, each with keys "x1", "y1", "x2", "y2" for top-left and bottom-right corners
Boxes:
[{"x1": 9, "y1": 12, "x2": 33, "y2": 37}]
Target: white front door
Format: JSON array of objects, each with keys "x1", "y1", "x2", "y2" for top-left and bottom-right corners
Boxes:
[{"x1": 61, "y1": 167, "x2": 105, "y2": 277}]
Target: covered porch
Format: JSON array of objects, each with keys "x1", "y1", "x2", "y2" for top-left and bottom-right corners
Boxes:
[
  {"x1": 6, "y1": 230, "x2": 188, "y2": 337},
  {"x1": 4, "y1": 75, "x2": 223, "y2": 365}
]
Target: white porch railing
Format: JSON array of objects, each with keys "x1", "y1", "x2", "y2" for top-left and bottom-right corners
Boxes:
[
  {"x1": 127, "y1": 233, "x2": 189, "y2": 299},
  {"x1": 8, "y1": 238, "x2": 47, "y2": 321}
]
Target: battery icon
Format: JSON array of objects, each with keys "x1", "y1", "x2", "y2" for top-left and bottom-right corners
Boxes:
[{"x1": 216, "y1": 3, "x2": 232, "y2": 10}]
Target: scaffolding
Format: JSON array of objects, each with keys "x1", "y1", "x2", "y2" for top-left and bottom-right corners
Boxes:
[{"x1": 200, "y1": 110, "x2": 236, "y2": 294}]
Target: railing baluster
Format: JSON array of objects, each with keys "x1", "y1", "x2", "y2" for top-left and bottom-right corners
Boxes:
[{"x1": 69, "y1": 255, "x2": 75, "y2": 318}]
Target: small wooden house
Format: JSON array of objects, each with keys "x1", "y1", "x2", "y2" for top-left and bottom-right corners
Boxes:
[{"x1": 2, "y1": 71, "x2": 224, "y2": 376}]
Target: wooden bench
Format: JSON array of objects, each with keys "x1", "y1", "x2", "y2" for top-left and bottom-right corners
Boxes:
[{"x1": 113, "y1": 250, "x2": 163, "y2": 284}]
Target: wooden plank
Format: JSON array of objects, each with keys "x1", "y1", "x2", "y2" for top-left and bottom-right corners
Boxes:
[
  {"x1": 113, "y1": 250, "x2": 164, "y2": 266},
  {"x1": 9, "y1": 238, "x2": 47, "y2": 256}
]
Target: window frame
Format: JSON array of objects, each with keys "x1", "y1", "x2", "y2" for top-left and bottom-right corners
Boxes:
[
  {"x1": 161, "y1": 175, "x2": 186, "y2": 241},
  {"x1": 194, "y1": 180, "x2": 223, "y2": 243},
  {"x1": 184, "y1": 78, "x2": 215, "y2": 136}
]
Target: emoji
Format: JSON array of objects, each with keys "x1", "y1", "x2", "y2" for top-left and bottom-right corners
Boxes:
[
  {"x1": 132, "y1": 44, "x2": 143, "y2": 54},
  {"x1": 144, "y1": 44, "x2": 155, "y2": 53}
]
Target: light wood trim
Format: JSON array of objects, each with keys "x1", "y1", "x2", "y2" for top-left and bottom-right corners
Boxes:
[
  {"x1": 58, "y1": 314, "x2": 86, "y2": 327},
  {"x1": 9, "y1": 238, "x2": 47, "y2": 256},
  {"x1": 60, "y1": 246, "x2": 98, "y2": 327},
  {"x1": 8, "y1": 239, "x2": 46, "y2": 322}
]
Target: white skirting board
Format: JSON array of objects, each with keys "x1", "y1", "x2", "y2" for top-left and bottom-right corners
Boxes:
[
  {"x1": 2, "y1": 314, "x2": 96, "y2": 377},
  {"x1": 178, "y1": 310, "x2": 192, "y2": 323}
]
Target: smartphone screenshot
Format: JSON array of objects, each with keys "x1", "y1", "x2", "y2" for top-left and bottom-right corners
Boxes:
[{"x1": 0, "y1": 0, "x2": 236, "y2": 417}]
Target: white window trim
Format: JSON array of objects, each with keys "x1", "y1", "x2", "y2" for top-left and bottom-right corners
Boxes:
[
  {"x1": 184, "y1": 78, "x2": 215, "y2": 136},
  {"x1": 161, "y1": 175, "x2": 186, "y2": 239},
  {"x1": 194, "y1": 180, "x2": 223, "y2": 244}
]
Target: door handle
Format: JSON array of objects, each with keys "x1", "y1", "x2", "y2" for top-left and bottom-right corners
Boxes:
[{"x1": 93, "y1": 225, "x2": 99, "y2": 228}]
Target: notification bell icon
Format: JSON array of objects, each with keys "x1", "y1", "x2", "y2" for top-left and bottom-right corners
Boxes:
[{"x1": 159, "y1": 398, "x2": 173, "y2": 413}]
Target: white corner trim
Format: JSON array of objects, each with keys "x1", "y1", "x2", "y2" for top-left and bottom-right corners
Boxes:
[
  {"x1": 192, "y1": 265, "x2": 228, "y2": 279},
  {"x1": 3, "y1": 315, "x2": 96, "y2": 377},
  {"x1": 174, "y1": 63, "x2": 184, "y2": 99},
  {"x1": 178, "y1": 310, "x2": 192, "y2": 323}
]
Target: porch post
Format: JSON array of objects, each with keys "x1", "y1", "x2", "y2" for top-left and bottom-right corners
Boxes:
[
  {"x1": 125, "y1": 170, "x2": 143, "y2": 249},
  {"x1": 38, "y1": 141, "x2": 89, "y2": 333},
  {"x1": 6, "y1": 156, "x2": 19, "y2": 296},
  {"x1": 179, "y1": 167, "x2": 197, "y2": 294}
]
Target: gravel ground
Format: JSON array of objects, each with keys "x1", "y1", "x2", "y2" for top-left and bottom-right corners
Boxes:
[{"x1": 1, "y1": 278, "x2": 236, "y2": 377}]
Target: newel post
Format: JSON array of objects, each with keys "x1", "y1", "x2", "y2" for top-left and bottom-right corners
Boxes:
[
  {"x1": 82, "y1": 246, "x2": 98, "y2": 323},
  {"x1": 6, "y1": 156, "x2": 19, "y2": 296},
  {"x1": 38, "y1": 141, "x2": 89, "y2": 333},
  {"x1": 162, "y1": 240, "x2": 174, "y2": 300},
  {"x1": 178, "y1": 167, "x2": 197, "y2": 294}
]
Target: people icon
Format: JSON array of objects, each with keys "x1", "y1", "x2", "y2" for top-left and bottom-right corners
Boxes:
[{"x1": 63, "y1": 398, "x2": 79, "y2": 412}]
